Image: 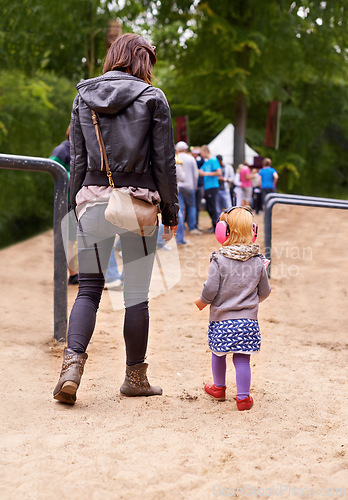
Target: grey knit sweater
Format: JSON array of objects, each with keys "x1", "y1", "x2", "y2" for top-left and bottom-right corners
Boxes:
[{"x1": 200, "y1": 251, "x2": 271, "y2": 322}]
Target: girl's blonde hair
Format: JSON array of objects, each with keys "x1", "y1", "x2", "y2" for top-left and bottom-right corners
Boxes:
[{"x1": 220, "y1": 207, "x2": 254, "y2": 246}]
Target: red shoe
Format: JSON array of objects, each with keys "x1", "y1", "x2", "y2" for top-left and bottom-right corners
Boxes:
[
  {"x1": 236, "y1": 395, "x2": 253, "y2": 411},
  {"x1": 204, "y1": 383, "x2": 226, "y2": 401}
]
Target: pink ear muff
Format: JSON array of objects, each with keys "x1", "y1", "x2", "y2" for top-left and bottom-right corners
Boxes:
[
  {"x1": 215, "y1": 220, "x2": 229, "y2": 245},
  {"x1": 215, "y1": 220, "x2": 258, "y2": 245},
  {"x1": 252, "y1": 223, "x2": 258, "y2": 243}
]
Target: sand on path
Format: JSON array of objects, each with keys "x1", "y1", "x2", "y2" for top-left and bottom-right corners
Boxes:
[{"x1": 0, "y1": 208, "x2": 347, "y2": 499}]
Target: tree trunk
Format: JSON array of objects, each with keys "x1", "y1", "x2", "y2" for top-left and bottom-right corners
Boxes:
[{"x1": 234, "y1": 92, "x2": 247, "y2": 167}]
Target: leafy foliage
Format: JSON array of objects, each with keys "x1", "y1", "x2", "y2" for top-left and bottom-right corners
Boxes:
[
  {"x1": 124, "y1": 0, "x2": 348, "y2": 195},
  {"x1": 0, "y1": 71, "x2": 76, "y2": 156},
  {"x1": 0, "y1": 0, "x2": 118, "y2": 79},
  {"x1": 0, "y1": 0, "x2": 348, "y2": 247},
  {"x1": 0, "y1": 0, "x2": 121, "y2": 247},
  {"x1": 0, "y1": 71, "x2": 76, "y2": 248}
]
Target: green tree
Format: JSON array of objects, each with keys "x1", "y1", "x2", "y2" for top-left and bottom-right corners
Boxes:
[
  {"x1": 0, "y1": 0, "x2": 126, "y2": 247},
  {"x1": 120, "y1": 0, "x2": 348, "y2": 194},
  {"x1": 0, "y1": 70, "x2": 77, "y2": 248},
  {"x1": 1, "y1": 0, "x2": 348, "y2": 249},
  {"x1": 0, "y1": 0, "x2": 122, "y2": 79}
]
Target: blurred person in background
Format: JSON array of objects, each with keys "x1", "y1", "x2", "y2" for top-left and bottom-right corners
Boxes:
[
  {"x1": 50, "y1": 125, "x2": 79, "y2": 285},
  {"x1": 232, "y1": 164, "x2": 242, "y2": 207},
  {"x1": 252, "y1": 167, "x2": 262, "y2": 214},
  {"x1": 199, "y1": 145, "x2": 221, "y2": 232},
  {"x1": 191, "y1": 146, "x2": 205, "y2": 230},
  {"x1": 176, "y1": 141, "x2": 200, "y2": 240},
  {"x1": 259, "y1": 158, "x2": 279, "y2": 209},
  {"x1": 173, "y1": 153, "x2": 187, "y2": 245},
  {"x1": 239, "y1": 161, "x2": 255, "y2": 206},
  {"x1": 216, "y1": 154, "x2": 234, "y2": 213}
]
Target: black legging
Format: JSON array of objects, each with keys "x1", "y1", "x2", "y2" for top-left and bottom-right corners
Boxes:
[
  {"x1": 67, "y1": 203, "x2": 158, "y2": 366},
  {"x1": 68, "y1": 278, "x2": 150, "y2": 365}
]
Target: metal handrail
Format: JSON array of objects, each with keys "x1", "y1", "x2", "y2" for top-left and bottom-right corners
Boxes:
[
  {"x1": 264, "y1": 193, "x2": 348, "y2": 277},
  {"x1": 264, "y1": 192, "x2": 348, "y2": 205},
  {"x1": 0, "y1": 153, "x2": 69, "y2": 341}
]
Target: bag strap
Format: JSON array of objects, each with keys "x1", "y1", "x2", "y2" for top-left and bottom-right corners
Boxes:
[{"x1": 91, "y1": 109, "x2": 115, "y2": 189}]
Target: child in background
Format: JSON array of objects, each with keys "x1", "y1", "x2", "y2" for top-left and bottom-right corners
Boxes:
[{"x1": 194, "y1": 206, "x2": 271, "y2": 411}]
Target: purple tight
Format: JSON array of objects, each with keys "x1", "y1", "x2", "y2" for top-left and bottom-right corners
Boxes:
[
  {"x1": 211, "y1": 353, "x2": 226, "y2": 387},
  {"x1": 211, "y1": 352, "x2": 251, "y2": 400}
]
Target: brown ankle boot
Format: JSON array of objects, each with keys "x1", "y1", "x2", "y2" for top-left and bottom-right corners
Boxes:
[
  {"x1": 120, "y1": 362, "x2": 162, "y2": 397},
  {"x1": 53, "y1": 348, "x2": 88, "y2": 404}
]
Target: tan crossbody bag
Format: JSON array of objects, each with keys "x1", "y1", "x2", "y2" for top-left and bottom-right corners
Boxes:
[{"x1": 91, "y1": 109, "x2": 160, "y2": 237}]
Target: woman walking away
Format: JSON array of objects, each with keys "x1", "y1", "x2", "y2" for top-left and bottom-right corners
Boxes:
[
  {"x1": 194, "y1": 207, "x2": 271, "y2": 411},
  {"x1": 53, "y1": 33, "x2": 178, "y2": 404}
]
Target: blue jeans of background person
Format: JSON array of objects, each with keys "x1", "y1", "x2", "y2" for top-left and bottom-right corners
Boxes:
[
  {"x1": 175, "y1": 209, "x2": 186, "y2": 245},
  {"x1": 178, "y1": 187, "x2": 197, "y2": 231},
  {"x1": 67, "y1": 203, "x2": 158, "y2": 365},
  {"x1": 195, "y1": 185, "x2": 205, "y2": 228},
  {"x1": 216, "y1": 189, "x2": 232, "y2": 215},
  {"x1": 156, "y1": 223, "x2": 172, "y2": 249},
  {"x1": 105, "y1": 247, "x2": 123, "y2": 283}
]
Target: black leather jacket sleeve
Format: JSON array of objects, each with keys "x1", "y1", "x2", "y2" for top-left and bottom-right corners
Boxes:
[
  {"x1": 69, "y1": 94, "x2": 88, "y2": 209},
  {"x1": 150, "y1": 89, "x2": 179, "y2": 226}
]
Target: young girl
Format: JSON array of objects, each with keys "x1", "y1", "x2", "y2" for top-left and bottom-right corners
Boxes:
[{"x1": 194, "y1": 206, "x2": 271, "y2": 411}]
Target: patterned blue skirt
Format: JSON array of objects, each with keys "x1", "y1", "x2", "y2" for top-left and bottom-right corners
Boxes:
[{"x1": 208, "y1": 318, "x2": 261, "y2": 354}]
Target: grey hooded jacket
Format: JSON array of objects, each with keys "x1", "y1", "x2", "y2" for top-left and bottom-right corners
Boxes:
[
  {"x1": 200, "y1": 251, "x2": 271, "y2": 322},
  {"x1": 69, "y1": 70, "x2": 179, "y2": 226}
]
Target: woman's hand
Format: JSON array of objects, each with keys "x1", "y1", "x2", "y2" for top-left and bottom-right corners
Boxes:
[
  {"x1": 194, "y1": 298, "x2": 207, "y2": 310},
  {"x1": 161, "y1": 225, "x2": 178, "y2": 242}
]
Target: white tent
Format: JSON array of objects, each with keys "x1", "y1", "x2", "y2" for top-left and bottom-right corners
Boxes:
[{"x1": 207, "y1": 123, "x2": 258, "y2": 166}]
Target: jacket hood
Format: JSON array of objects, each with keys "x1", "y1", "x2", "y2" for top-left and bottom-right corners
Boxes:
[{"x1": 76, "y1": 71, "x2": 151, "y2": 114}]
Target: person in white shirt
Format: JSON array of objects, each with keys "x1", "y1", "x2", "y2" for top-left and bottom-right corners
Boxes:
[
  {"x1": 233, "y1": 165, "x2": 243, "y2": 207},
  {"x1": 216, "y1": 154, "x2": 234, "y2": 213},
  {"x1": 176, "y1": 141, "x2": 200, "y2": 242}
]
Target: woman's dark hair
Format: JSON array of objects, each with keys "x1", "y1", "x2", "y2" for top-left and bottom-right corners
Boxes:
[{"x1": 103, "y1": 33, "x2": 156, "y2": 84}]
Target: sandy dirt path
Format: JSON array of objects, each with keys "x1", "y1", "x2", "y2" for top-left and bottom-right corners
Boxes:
[{"x1": 0, "y1": 208, "x2": 347, "y2": 500}]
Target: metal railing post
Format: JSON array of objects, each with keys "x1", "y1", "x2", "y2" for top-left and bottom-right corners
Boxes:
[{"x1": 0, "y1": 153, "x2": 69, "y2": 341}]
